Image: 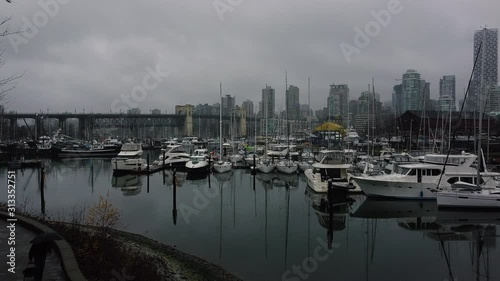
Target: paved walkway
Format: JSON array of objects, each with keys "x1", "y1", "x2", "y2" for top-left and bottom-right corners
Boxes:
[{"x1": 0, "y1": 219, "x2": 67, "y2": 281}]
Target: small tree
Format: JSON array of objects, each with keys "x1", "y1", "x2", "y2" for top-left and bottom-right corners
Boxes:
[{"x1": 86, "y1": 192, "x2": 121, "y2": 260}]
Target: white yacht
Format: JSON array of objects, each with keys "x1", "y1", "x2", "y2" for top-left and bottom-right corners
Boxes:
[
  {"x1": 154, "y1": 145, "x2": 190, "y2": 167},
  {"x1": 112, "y1": 143, "x2": 147, "y2": 173},
  {"x1": 343, "y1": 128, "x2": 360, "y2": 145},
  {"x1": 351, "y1": 152, "x2": 500, "y2": 200},
  {"x1": 213, "y1": 160, "x2": 232, "y2": 173},
  {"x1": 304, "y1": 150, "x2": 355, "y2": 193},
  {"x1": 185, "y1": 149, "x2": 211, "y2": 173},
  {"x1": 185, "y1": 155, "x2": 210, "y2": 173},
  {"x1": 276, "y1": 159, "x2": 298, "y2": 174},
  {"x1": 383, "y1": 153, "x2": 418, "y2": 174}
]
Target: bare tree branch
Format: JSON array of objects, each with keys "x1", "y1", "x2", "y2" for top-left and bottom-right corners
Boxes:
[{"x1": 0, "y1": 17, "x2": 23, "y2": 108}]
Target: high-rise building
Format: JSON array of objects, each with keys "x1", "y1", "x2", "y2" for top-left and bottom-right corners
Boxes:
[
  {"x1": 261, "y1": 85, "x2": 275, "y2": 118},
  {"x1": 438, "y1": 95, "x2": 454, "y2": 112},
  {"x1": 221, "y1": 95, "x2": 235, "y2": 115},
  {"x1": 392, "y1": 84, "x2": 403, "y2": 116},
  {"x1": 402, "y1": 69, "x2": 424, "y2": 112},
  {"x1": 472, "y1": 28, "x2": 498, "y2": 110},
  {"x1": 300, "y1": 104, "x2": 311, "y2": 120},
  {"x1": 327, "y1": 84, "x2": 349, "y2": 121},
  {"x1": 439, "y1": 75, "x2": 456, "y2": 111},
  {"x1": 421, "y1": 80, "x2": 431, "y2": 109},
  {"x1": 486, "y1": 86, "x2": 500, "y2": 114},
  {"x1": 242, "y1": 100, "x2": 254, "y2": 116},
  {"x1": 286, "y1": 85, "x2": 300, "y2": 120}
]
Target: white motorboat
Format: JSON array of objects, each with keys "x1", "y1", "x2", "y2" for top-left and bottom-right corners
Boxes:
[
  {"x1": 351, "y1": 153, "x2": 500, "y2": 199},
  {"x1": 276, "y1": 159, "x2": 298, "y2": 175},
  {"x1": 154, "y1": 145, "x2": 190, "y2": 167},
  {"x1": 213, "y1": 160, "x2": 232, "y2": 173},
  {"x1": 112, "y1": 143, "x2": 147, "y2": 173},
  {"x1": 244, "y1": 153, "x2": 260, "y2": 166},
  {"x1": 37, "y1": 135, "x2": 52, "y2": 151},
  {"x1": 185, "y1": 155, "x2": 210, "y2": 174},
  {"x1": 305, "y1": 150, "x2": 355, "y2": 193}
]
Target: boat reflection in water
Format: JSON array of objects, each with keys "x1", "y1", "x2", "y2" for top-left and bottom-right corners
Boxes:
[
  {"x1": 274, "y1": 173, "x2": 299, "y2": 188},
  {"x1": 256, "y1": 172, "x2": 275, "y2": 183},
  {"x1": 353, "y1": 197, "x2": 500, "y2": 280},
  {"x1": 163, "y1": 170, "x2": 187, "y2": 187},
  {"x1": 305, "y1": 188, "x2": 354, "y2": 232},
  {"x1": 351, "y1": 198, "x2": 438, "y2": 219},
  {"x1": 399, "y1": 210, "x2": 500, "y2": 281},
  {"x1": 212, "y1": 170, "x2": 234, "y2": 183},
  {"x1": 111, "y1": 175, "x2": 142, "y2": 196}
]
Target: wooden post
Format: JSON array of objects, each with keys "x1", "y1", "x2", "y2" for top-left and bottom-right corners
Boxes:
[
  {"x1": 172, "y1": 169, "x2": 177, "y2": 225},
  {"x1": 40, "y1": 165, "x2": 45, "y2": 215},
  {"x1": 252, "y1": 154, "x2": 256, "y2": 175},
  {"x1": 147, "y1": 154, "x2": 150, "y2": 193},
  {"x1": 327, "y1": 179, "x2": 333, "y2": 249}
]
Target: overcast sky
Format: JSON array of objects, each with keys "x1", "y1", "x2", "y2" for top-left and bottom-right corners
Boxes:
[{"x1": 1, "y1": 0, "x2": 499, "y2": 114}]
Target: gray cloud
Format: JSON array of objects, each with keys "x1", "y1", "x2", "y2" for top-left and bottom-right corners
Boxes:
[{"x1": 1, "y1": 0, "x2": 498, "y2": 114}]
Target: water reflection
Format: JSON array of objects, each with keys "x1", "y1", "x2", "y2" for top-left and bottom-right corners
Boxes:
[
  {"x1": 4, "y1": 161, "x2": 500, "y2": 281},
  {"x1": 352, "y1": 198, "x2": 500, "y2": 281},
  {"x1": 111, "y1": 175, "x2": 142, "y2": 196}
]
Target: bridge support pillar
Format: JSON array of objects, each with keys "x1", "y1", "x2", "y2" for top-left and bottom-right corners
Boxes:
[
  {"x1": 78, "y1": 117, "x2": 86, "y2": 140},
  {"x1": 10, "y1": 118, "x2": 16, "y2": 140},
  {"x1": 175, "y1": 105, "x2": 193, "y2": 136},
  {"x1": 239, "y1": 108, "x2": 247, "y2": 137}
]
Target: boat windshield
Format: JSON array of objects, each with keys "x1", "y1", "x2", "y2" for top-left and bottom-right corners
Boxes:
[
  {"x1": 190, "y1": 156, "x2": 204, "y2": 162},
  {"x1": 168, "y1": 146, "x2": 185, "y2": 153},
  {"x1": 394, "y1": 166, "x2": 411, "y2": 175},
  {"x1": 122, "y1": 143, "x2": 140, "y2": 151}
]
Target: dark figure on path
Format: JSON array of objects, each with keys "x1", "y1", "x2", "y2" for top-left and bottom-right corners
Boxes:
[{"x1": 28, "y1": 242, "x2": 52, "y2": 281}]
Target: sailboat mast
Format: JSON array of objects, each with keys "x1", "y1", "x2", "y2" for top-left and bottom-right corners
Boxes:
[
  {"x1": 285, "y1": 72, "x2": 289, "y2": 158},
  {"x1": 219, "y1": 82, "x2": 223, "y2": 158},
  {"x1": 308, "y1": 77, "x2": 311, "y2": 145},
  {"x1": 372, "y1": 78, "x2": 376, "y2": 155},
  {"x1": 367, "y1": 83, "x2": 370, "y2": 157},
  {"x1": 477, "y1": 27, "x2": 486, "y2": 186}
]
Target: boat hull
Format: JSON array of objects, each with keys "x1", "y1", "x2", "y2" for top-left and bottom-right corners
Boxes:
[
  {"x1": 276, "y1": 163, "x2": 298, "y2": 175},
  {"x1": 437, "y1": 190, "x2": 500, "y2": 208},
  {"x1": 256, "y1": 162, "x2": 275, "y2": 173},
  {"x1": 213, "y1": 162, "x2": 232, "y2": 173},
  {"x1": 304, "y1": 169, "x2": 358, "y2": 193},
  {"x1": 59, "y1": 149, "x2": 119, "y2": 158},
  {"x1": 351, "y1": 176, "x2": 438, "y2": 199}
]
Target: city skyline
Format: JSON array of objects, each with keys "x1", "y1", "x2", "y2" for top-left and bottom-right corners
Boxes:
[{"x1": 1, "y1": 1, "x2": 499, "y2": 115}]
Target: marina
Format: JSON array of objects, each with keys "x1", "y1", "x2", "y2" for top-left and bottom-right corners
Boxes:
[{"x1": 1, "y1": 154, "x2": 500, "y2": 281}]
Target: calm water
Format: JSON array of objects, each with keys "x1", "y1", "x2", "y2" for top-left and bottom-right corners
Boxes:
[{"x1": 1, "y1": 152, "x2": 500, "y2": 281}]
